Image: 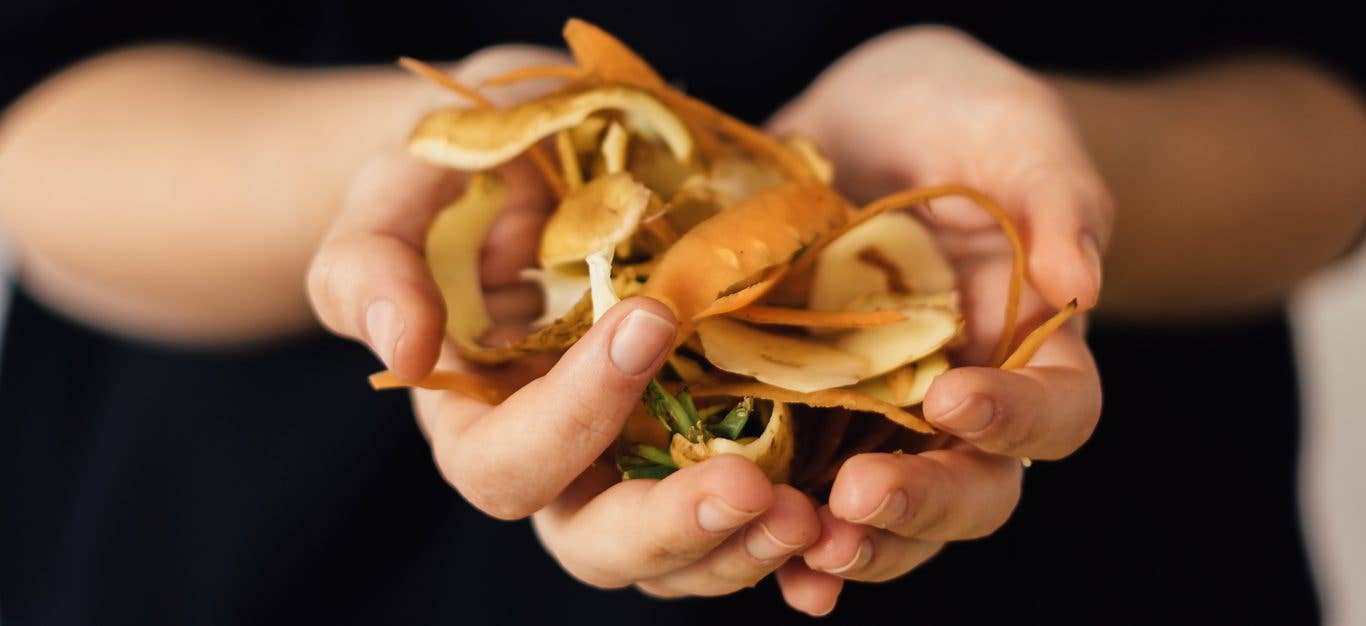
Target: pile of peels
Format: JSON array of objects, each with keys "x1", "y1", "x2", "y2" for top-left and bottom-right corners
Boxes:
[{"x1": 373, "y1": 19, "x2": 1075, "y2": 494}]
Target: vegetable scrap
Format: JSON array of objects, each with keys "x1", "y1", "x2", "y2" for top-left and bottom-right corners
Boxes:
[{"x1": 374, "y1": 19, "x2": 1076, "y2": 495}]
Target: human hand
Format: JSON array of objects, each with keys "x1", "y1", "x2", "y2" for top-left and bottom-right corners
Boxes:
[
  {"x1": 306, "y1": 45, "x2": 821, "y2": 605},
  {"x1": 767, "y1": 26, "x2": 1109, "y2": 615}
]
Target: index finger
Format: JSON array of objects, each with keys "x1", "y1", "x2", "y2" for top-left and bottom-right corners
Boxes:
[{"x1": 923, "y1": 324, "x2": 1102, "y2": 460}]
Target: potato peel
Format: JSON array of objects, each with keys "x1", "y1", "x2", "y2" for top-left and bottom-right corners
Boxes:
[
  {"x1": 853, "y1": 351, "x2": 950, "y2": 407},
  {"x1": 426, "y1": 172, "x2": 506, "y2": 355},
  {"x1": 696, "y1": 318, "x2": 869, "y2": 393},
  {"x1": 809, "y1": 212, "x2": 955, "y2": 312},
  {"x1": 392, "y1": 20, "x2": 1060, "y2": 492},
  {"x1": 410, "y1": 86, "x2": 692, "y2": 174}
]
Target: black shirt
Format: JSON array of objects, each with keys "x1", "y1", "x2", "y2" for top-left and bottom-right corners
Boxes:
[{"x1": 2, "y1": 2, "x2": 1356, "y2": 624}]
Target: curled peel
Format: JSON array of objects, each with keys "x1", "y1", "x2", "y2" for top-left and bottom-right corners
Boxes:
[
  {"x1": 809, "y1": 212, "x2": 955, "y2": 312},
  {"x1": 641, "y1": 181, "x2": 851, "y2": 336},
  {"x1": 409, "y1": 86, "x2": 692, "y2": 173},
  {"x1": 426, "y1": 173, "x2": 506, "y2": 355},
  {"x1": 670, "y1": 401, "x2": 795, "y2": 483}
]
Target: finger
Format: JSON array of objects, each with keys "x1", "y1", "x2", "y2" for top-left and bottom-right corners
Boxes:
[
  {"x1": 480, "y1": 197, "x2": 549, "y2": 289},
  {"x1": 483, "y1": 283, "x2": 542, "y2": 324},
  {"x1": 308, "y1": 146, "x2": 474, "y2": 379},
  {"x1": 775, "y1": 561, "x2": 844, "y2": 617},
  {"x1": 534, "y1": 455, "x2": 775, "y2": 588},
  {"x1": 636, "y1": 484, "x2": 820, "y2": 596},
  {"x1": 827, "y1": 448, "x2": 1022, "y2": 541},
  {"x1": 923, "y1": 327, "x2": 1102, "y2": 459},
  {"x1": 426, "y1": 297, "x2": 677, "y2": 519},
  {"x1": 1020, "y1": 176, "x2": 1113, "y2": 311},
  {"x1": 804, "y1": 508, "x2": 945, "y2": 583}
]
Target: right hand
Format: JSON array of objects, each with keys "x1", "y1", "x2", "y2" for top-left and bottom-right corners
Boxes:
[{"x1": 305, "y1": 45, "x2": 822, "y2": 608}]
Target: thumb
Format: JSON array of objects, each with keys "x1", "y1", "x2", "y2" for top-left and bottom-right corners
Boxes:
[{"x1": 437, "y1": 296, "x2": 677, "y2": 519}]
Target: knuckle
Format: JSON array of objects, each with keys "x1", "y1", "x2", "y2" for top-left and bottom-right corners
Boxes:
[
  {"x1": 898, "y1": 459, "x2": 952, "y2": 536},
  {"x1": 980, "y1": 404, "x2": 1030, "y2": 456},
  {"x1": 640, "y1": 531, "x2": 702, "y2": 567},
  {"x1": 708, "y1": 564, "x2": 768, "y2": 593},
  {"x1": 431, "y1": 438, "x2": 539, "y2": 521}
]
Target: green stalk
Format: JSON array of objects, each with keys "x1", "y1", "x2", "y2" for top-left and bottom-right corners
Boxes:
[
  {"x1": 709, "y1": 398, "x2": 753, "y2": 440},
  {"x1": 633, "y1": 444, "x2": 676, "y2": 468},
  {"x1": 641, "y1": 379, "x2": 700, "y2": 440}
]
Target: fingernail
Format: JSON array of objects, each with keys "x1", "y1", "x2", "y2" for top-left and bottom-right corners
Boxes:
[
  {"x1": 1080, "y1": 233, "x2": 1103, "y2": 296},
  {"x1": 823, "y1": 538, "x2": 873, "y2": 574},
  {"x1": 744, "y1": 522, "x2": 802, "y2": 563},
  {"x1": 850, "y1": 491, "x2": 908, "y2": 528},
  {"x1": 697, "y1": 497, "x2": 758, "y2": 533},
  {"x1": 609, "y1": 308, "x2": 675, "y2": 375},
  {"x1": 365, "y1": 299, "x2": 404, "y2": 367},
  {"x1": 932, "y1": 394, "x2": 995, "y2": 434}
]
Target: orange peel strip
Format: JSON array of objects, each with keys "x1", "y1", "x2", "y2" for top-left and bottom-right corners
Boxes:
[
  {"x1": 641, "y1": 181, "x2": 850, "y2": 339},
  {"x1": 1000, "y1": 299, "x2": 1078, "y2": 370},
  {"x1": 368, "y1": 370, "x2": 511, "y2": 404},
  {"x1": 661, "y1": 91, "x2": 814, "y2": 180},
  {"x1": 725, "y1": 305, "x2": 907, "y2": 329},
  {"x1": 689, "y1": 382, "x2": 934, "y2": 434},
  {"x1": 562, "y1": 19, "x2": 784, "y2": 174},
  {"x1": 397, "y1": 57, "x2": 566, "y2": 197},
  {"x1": 563, "y1": 18, "x2": 667, "y2": 86},
  {"x1": 480, "y1": 64, "x2": 587, "y2": 87},
  {"x1": 793, "y1": 183, "x2": 1024, "y2": 367},
  {"x1": 398, "y1": 56, "x2": 493, "y2": 107}
]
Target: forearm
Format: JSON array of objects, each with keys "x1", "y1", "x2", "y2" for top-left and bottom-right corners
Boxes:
[
  {"x1": 0, "y1": 46, "x2": 443, "y2": 343},
  {"x1": 1057, "y1": 58, "x2": 1366, "y2": 318}
]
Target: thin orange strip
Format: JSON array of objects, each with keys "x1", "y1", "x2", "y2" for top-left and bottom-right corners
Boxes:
[
  {"x1": 1000, "y1": 299, "x2": 1077, "y2": 370},
  {"x1": 368, "y1": 370, "x2": 511, "y2": 404}
]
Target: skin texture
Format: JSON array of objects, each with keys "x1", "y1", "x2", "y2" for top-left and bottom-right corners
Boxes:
[
  {"x1": 765, "y1": 27, "x2": 1109, "y2": 610},
  {"x1": 761, "y1": 26, "x2": 1364, "y2": 612},
  {"x1": 309, "y1": 49, "x2": 826, "y2": 601},
  {"x1": 0, "y1": 27, "x2": 1363, "y2": 616}
]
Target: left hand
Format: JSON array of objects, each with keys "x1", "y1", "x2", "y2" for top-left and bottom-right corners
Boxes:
[{"x1": 766, "y1": 26, "x2": 1111, "y2": 615}]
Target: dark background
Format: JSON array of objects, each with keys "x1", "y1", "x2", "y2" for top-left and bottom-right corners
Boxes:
[{"x1": 2, "y1": 2, "x2": 1357, "y2": 624}]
